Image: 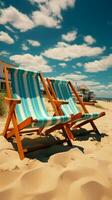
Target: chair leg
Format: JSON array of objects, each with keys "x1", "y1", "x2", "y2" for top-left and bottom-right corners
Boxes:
[
  {"x1": 3, "y1": 103, "x2": 15, "y2": 137},
  {"x1": 73, "y1": 119, "x2": 101, "y2": 135},
  {"x1": 90, "y1": 121, "x2": 100, "y2": 135},
  {"x1": 37, "y1": 127, "x2": 44, "y2": 135},
  {"x1": 12, "y1": 115, "x2": 25, "y2": 160},
  {"x1": 62, "y1": 125, "x2": 74, "y2": 146}
]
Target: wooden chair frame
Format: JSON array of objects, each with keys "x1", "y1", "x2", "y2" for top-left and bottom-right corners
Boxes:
[
  {"x1": 46, "y1": 78, "x2": 105, "y2": 135},
  {"x1": 1, "y1": 61, "x2": 76, "y2": 160}
]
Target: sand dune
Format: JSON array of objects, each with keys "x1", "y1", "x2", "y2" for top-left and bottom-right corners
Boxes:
[{"x1": 0, "y1": 101, "x2": 112, "y2": 200}]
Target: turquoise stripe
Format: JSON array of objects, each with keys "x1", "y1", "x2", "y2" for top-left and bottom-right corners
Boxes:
[
  {"x1": 51, "y1": 80, "x2": 79, "y2": 116},
  {"x1": 35, "y1": 75, "x2": 49, "y2": 117},
  {"x1": 11, "y1": 70, "x2": 23, "y2": 122},
  {"x1": 27, "y1": 72, "x2": 46, "y2": 126},
  {"x1": 60, "y1": 82, "x2": 74, "y2": 114},
  {"x1": 17, "y1": 70, "x2": 31, "y2": 121}
]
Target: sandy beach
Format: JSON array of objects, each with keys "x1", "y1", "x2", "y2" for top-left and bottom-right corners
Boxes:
[{"x1": 0, "y1": 100, "x2": 112, "y2": 200}]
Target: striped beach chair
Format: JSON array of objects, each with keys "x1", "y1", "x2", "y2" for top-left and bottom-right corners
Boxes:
[
  {"x1": 46, "y1": 78, "x2": 105, "y2": 135},
  {"x1": 2, "y1": 64, "x2": 74, "y2": 160}
]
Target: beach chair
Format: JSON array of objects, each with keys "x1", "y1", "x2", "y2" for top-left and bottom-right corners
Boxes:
[
  {"x1": 46, "y1": 78, "x2": 105, "y2": 135},
  {"x1": 2, "y1": 63, "x2": 75, "y2": 160}
]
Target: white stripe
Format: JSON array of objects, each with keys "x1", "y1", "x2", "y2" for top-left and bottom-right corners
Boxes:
[
  {"x1": 14, "y1": 70, "x2": 26, "y2": 121},
  {"x1": 33, "y1": 74, "x2": 47, "y2": 118},
  {"x1": 23, "y1": 72, "x2": 37, "y2": 120},
  {"x1": 58, "y1": 81, "x2": 73, "y2": 114},
  {"x1": 65, "y1": 84, "x2": 78, "y2": 112}
]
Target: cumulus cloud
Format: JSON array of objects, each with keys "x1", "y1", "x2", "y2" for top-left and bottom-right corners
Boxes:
[
  {"x1": 0, "y1": 31, "x2": 14, "y2": 44},
  {"x1": 59, "y1": 63, "x2": 67, "y2": 67},
  {"x1": 50, "y1": 73, "x2": 87, "y2": 81},
  {"x1": 84, "y1": 54, "x2": 112, "y2": 72},
  {"x1": 21, "y1": 40, "x2": 40, "y2": 51},
  {"x1": 30, "y1": 0, "x2": 76, "y2": 18},
  {"x1": 10, "y1": 53, "x2": 52, "y2": 72},
  {"x1": 108, "y1": 84, "x2": 112, "y2": 89},
  {"x1": 27, "y1": 39, "x2": 40, "y2": 47},
  {"x1": 0, "y1": 6, "x2": 34, "y2": 32},
  {"x1": 62, "y1": 31, "x2": 77, "y2": 42},
  {"x1": 92, "y1": 83, "x2": 112, "y2": 98},
  {"x1": 29, "y1": 0, "x2": 47, "y2": 4},
  {"x1": 43, "y1": 43, "x2": 104, "y2": 61},
  {"x1": 5, "y1": 25, "x2": 15, "y2": 33},
  {"x1": 57, "y1": 42, "x2": 70, "y2": 47},
  {"x1": 21, "y1": 44, "x2": 29, "y2": 51},
  {"x1": 0, "y1": 1, "x2": 76, "y2": 31},
  {"x1": 31, "y1": 0, "x2": 76, "y2": 28},
  {"x1": 32, "y1": 11, "x2": 59, "y2": 28},
  {"x1": 76, "y1": 63, "x2": 82, "y2": 67},
  {"x1": 84, "y1": 35, "x2": 96, "y2": 45},
  {"x1": 0, "y1": 50, "x2": 10, "y2": 56}
]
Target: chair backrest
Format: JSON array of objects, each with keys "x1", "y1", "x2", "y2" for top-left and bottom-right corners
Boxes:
[
  {"x1": 10, "y1": 68, "x2": 49, "y2": 123},
  {"x1": 49, "y1": 79, "x2": 80, "y2": 116}
]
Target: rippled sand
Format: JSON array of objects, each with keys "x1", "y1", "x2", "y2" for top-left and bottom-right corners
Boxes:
[{"x1": 0, "y1": 101, "x2": 112, "y2": 200}]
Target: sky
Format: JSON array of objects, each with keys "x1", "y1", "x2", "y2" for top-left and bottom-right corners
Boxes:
[{"x1": 0, "y1": 0, "x2": 112, "y2": 98}]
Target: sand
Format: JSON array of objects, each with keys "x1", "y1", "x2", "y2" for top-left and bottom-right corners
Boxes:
[{"x1": 0, "y1": 101, "x2": 112, "y2": 200}]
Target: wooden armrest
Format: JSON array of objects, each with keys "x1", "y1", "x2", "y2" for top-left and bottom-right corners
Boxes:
[
  {"x1": 48, "y1": 99, "x2": 68, "y2": 105},
  {"x1": 55, "y1": 99, "x2": 68, "y2": 104},
  {"x1": 4, "y1": 97, "x2": 21, "y2": 104},
  {"x1": 70, "y1": 112, "x2": 82, "y2": 121},
  {"x1": 52, "y1": 99, "x2": 68, "y2": 107}
]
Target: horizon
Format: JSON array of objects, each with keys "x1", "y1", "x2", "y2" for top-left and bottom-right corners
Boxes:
[{"x1": 0, "y1": 0, "x2": 112, "y2": 98}]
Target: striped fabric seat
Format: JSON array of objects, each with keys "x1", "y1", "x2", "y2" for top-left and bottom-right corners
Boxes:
[
  {"x1": 10, "y1": 68, "x2": 70, "y2": 127},
  {"x1": 50, "y1": 79, "x2": 101, "y2": 121}
]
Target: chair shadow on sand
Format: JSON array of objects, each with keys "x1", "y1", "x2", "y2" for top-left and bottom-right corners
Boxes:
[
  {"x1": 71, "y1": 128, "x2": 108, "y2": 142},
  {"x1": 9, "y1": 129, "x2": 108, "y2": 162}
]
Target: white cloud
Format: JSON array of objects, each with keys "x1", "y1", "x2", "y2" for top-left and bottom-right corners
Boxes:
[
  {"x1": 93, "y1": 84, "x2": 112, "y2": 98},
  {"x1": 64, "y1": 73, "x2": 87, "y2": 81},
  {"x1": 0, "y1": 51, "x2": 10, "y2": 56},
  {"x1": 50, "y1": 73, "x2": 87, "y2": 81},
  {"x1": 21, "y1": 44, "x2": 29, "y2": 51},
  {"x1": 10, "y1": 53, "x2": 52, "y2": 73},
  {"x1": 59, "y1": 63, "x2": 67, "y2": 67},
  {"x1": 14, "y1": 35, "x2": 19, "y2": 41},
  {"x1": 84, "y1": 35, "x2": 96, "y2": 45},
  {"x1": 96, "y1": 89, "x2": 112, "y2": 98},
  {"x1": 0, "y1": 6, "x2": 34, "y2": 32},
  {"x1": 84, "y1": 54, "x2": 112, "y2": 72},
  {"x1": 31, "y1": 0, "x2": 76, "y2": 28},
  {"x1": 30, "y1": 0, "x2": 76, "y2": 18},
  {"x1": 107, "y1": 84, "x2": 112, "y2": 89},
  {"x1": 76, "y1": 63, "x2": 82, "y2": 67},
  {"x1": 0, "y1": 1, "x2": 76, "y2": 31},
  {"x1": 29, "y1": 0, "x2": 46, "y2": 3},
  {"x1": 5, "y1": 25, "x2": 15, "y2": 33},
  {"x1": 31, "y1": 10, "x2": 59, "y2": 28},
  {"x1": 57, "y1": 42, "x2": 70, "y2": 47},
  {"x1": 43, "y1": 43, "x2": 104, "y2": 61},
  {"x1": 62, "y1": 31, "x2": 77, "y2": 42},
  {"x1": 27, "y1": 39, "x2": 40, "y2": 47},
  {"x1": 21, "y1": 40, "x2": 40, "y2": 51},
  {"x1": 0, "y1": 31, "x2": 14, "y2": 44}
]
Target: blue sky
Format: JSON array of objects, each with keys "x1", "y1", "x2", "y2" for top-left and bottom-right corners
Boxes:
[{"x1": 0, "y1": 0, "x2": 112, "y2": 97}]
